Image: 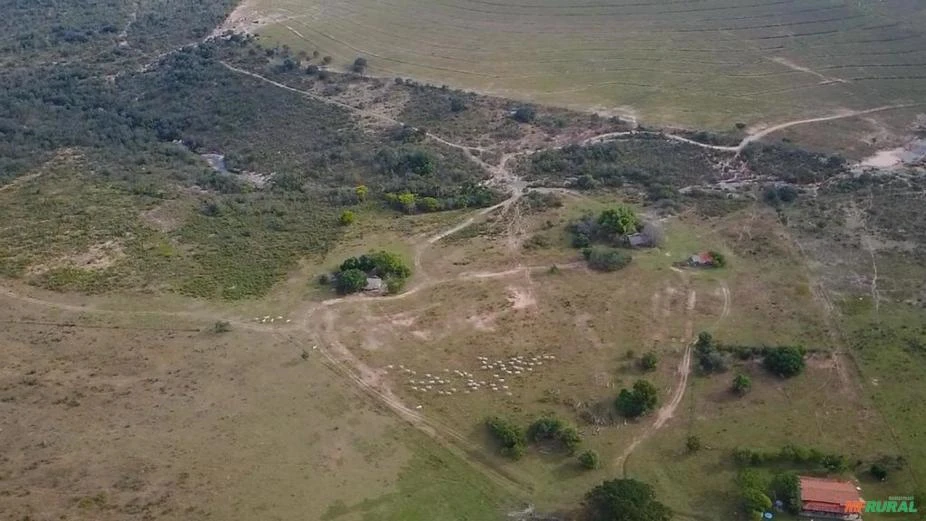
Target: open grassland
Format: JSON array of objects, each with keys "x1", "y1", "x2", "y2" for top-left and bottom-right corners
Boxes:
[
  {"x1": 0, "y1": 293, "x2": 515, "y2": 521},
  {"x1": 239, "y1": 0, "x2": 926, "y2": 136}
]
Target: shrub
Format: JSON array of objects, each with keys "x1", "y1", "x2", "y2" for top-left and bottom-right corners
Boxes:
[
  {"x1": 616, "y1": 380, "x2": 659, "y2": 418},
  {"x1": 870, "y1": 463, "x2": 888, "y2": 481},
  {"x1": 582, "y1": 246, "x2": 631, "y2": 272},
  {"x1": 732, "y1": 373, "x2": 752, "y2": 395},
  {"x1": 336, "y1": 268, "x2": 367, "y2": 294},
  {"x1": 708, "y1": 250, "x2": 727, "y2": 268},
  {"x1": 695, "y1": 332, "x2": 729, "y2": 374},
  {"x1": 527, "y1": 416, "x2": 581, "y2": 453},
  {"x1": 322, "y1": 55, "x2": 332, "y2": 65},
  {"x1": 686, "y1": 435, "x2": 702, "y2": 453},
  {"x1": 213, "y1": 321, "x2": 231, "y2": 333},
  {"x1": 597, "y1": 206, "x2": 641, "y2": 237},
  {"x1": 351, "y1": 57, "x2": 368, "y2": 73},
  {"x1": 579, "y1": 449, "x2": 601, "y2": 470},
  {"x1": 486, "y1": 416, "x2": 526, "y2": 459},
  {"x1": 640, "y1": 351, "x2": 658, "y2": 371},
  {"x1": 763, "y1": 346, "x2": 805, "y2": 378},
  {"x1": 769, "y1": 472, "x2": 801, "y2": 514},
  {"x1": 355, "y1": 185, "x2": 369, "y2": 201},
  {"x1": 338, "y1": 210, "x2": 356, "y2": 225},
  {"x1": 512, "y1": 106, "x2": 536, "y2": 123}
]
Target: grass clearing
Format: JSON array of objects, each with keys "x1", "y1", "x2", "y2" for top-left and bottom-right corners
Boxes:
[{"x1": 243, "y1": 0, "x2": 926, "y2": 138}]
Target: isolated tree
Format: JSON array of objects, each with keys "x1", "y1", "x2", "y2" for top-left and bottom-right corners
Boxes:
[
  {"x1": 732, "y1": 373, "x2": 752, "y2": 395},
  {"x1": 763, "y1": 346, "x2": 805, "y2": 378},
  {"x1": 512, "y1": 106, "x2": 536, "y2": 123},
  {"x1": 336, "y1": 268, "x2": 367, "y2": 294},
  {"x1": 306, "y1": 64, "x2": 319, "y2": 75},
  {"x1": 579, "y1": 449, "x2": 601, "y2": 470},
  {"x1": 322, "y1": 55, "x2": 333, "y2": 65},
  {"x1": 585, "y1": 479, "x2": 671, "y2": 521},
  {"x1": 352, "y1": 56, "x2": 368, "y2": 73},
  {"x1": 616, "y1": 380, "x2": 659, "y2": 418},
  {"x1": 597, "y1": 206, "x2": 641, "y2": 238}
]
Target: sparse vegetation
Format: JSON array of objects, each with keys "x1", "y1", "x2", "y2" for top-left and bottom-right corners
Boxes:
[{"x1": 213, "y1": 320, "x2": 232, "y2": 333}]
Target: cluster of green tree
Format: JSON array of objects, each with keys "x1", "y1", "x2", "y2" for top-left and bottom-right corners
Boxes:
[
  {"x1": 695, "y1": 332, "x2": 806, "y2": 378},
  {"x1": 742, "y1": 143, "x2": 847, "y2": 185},
  {"x1": 570, "y1": 206, "x2": 641, "y2": 248},
  {"x1": 485, "y1": 416, "x2": 527, "y2": 459},
  {"x1": 485, "y1": 414, "x2": 588, "y2": 464},
  {"x1": 521, "y1": 137, "x2": 720, "y2": 200},
  {"x1": 733, "y1": 444, "x2": 849, "y2": 473},
  {"x1": 526, "y1": 416, "x2": 582, "y2": 454},
  {"x1": 585, "y1": 479, "x2": 672, "y2": 521},
  {"x1": 383, "y1": 183, "x2": 501, "y2": 214},
  {"x1": 615, "y1": 380, "x2": 659, "y2": 418},
  {"x1": 737, "y1": 468, "x2": 800, "y2": 519},
  {"x1": 333, "y1": 251, "x2": 411, "y2": 294}
]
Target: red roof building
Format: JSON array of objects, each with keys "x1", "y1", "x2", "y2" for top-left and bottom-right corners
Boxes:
[{"x1": 799, "y1": 476, "x2": 864, "y2": 520}]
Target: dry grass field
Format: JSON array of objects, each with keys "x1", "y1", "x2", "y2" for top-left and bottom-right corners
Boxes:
[{"x1": 227, "y1": 0, "x2": 926, "y2": 139}]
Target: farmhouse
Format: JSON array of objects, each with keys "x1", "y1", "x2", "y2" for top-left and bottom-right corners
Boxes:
[{"x1": 798, "y1": 476, "x2": 863, "y2": 520}]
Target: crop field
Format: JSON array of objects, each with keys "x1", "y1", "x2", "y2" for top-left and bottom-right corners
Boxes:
[{"x1": 233, "y1": 0, "x2": 926, "y2": 136}]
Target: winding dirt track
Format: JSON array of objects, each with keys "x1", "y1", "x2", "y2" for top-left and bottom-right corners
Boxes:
[{"x1": 0, "y1": 58, "x2": 910, "y2": 501}]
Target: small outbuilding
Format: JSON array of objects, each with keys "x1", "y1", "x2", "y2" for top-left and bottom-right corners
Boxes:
[
  {"x1": 363, "y1": 277, "x2": 384, "y2": 292},
  {"x1": 627, "y1": 233, "x2": 652, "y2": 248},
  {"x1": 687, "y1": 252, "x2": 715, "y2": 267},
  {"x1": 798, "y1": 476, "x2": 864, "y2": 520}
]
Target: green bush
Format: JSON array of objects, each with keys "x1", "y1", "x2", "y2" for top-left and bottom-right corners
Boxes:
[
  {"x1": 763, "y1": 346, "x2": 806, "y2": 378},
  {"x1": 213, "y1": 321, "x2": 231, "y2": 333},
  {"x1": 640, "y1": 351, "x2": 658, "y2": 371},
  {"x1": 732, "y1": 373, "x2": 752, "y2": 395},
  {"x1": 578, "y1": 449, "x2": 601, "y2": 470},
  {"x1": 616, "y1": 380, "x2": 659, "y2": 418},
  {"x1": 582, "y1": 246, "x2": 631, "y2": 272},
  {"x1": 585, "y1": 479, "x2": 671, "y2": 521},
  {"x1": 336, "y1": 268, "x2": 367, "y2": 294},
  {"x1": 686, "y1": 435, "x2": 702, "y2": 453},
  {"x1": 486, "y1": 416, "x2": 526, "y2": 460},
  {"x1": 338, "y1": 210, "x2": 356, "y2": 225}
]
